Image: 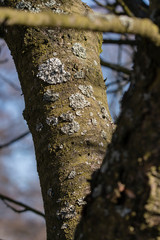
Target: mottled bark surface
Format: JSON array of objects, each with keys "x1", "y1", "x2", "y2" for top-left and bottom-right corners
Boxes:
[
  {"x1": 2, "y1": 1, "x2": 113, "y2": 239},
  {"x1": 75, "y1": 37, "x2": 160, "y2": 240}
]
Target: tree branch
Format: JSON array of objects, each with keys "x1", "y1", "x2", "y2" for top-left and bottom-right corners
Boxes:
[
  {"x1": 103, "y1": 38, "x2": 137, "y2": 45},
  {"x1": 101, "y1": 58, "x2": 131, "y2": 75},
  {"x1": 0, "y1": 8, "x2": 160, "y2": 46},
  {"x1": 0, "y1": 193, "x2": 45, "y2": 218},
  {"x1": 0, "y1": 131, "x2": 30, "y2": 149},
  {"x1": 0, "y1": 72, "x2": 21, "y2": 91}
]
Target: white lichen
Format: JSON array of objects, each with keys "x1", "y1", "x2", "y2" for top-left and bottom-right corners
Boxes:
[
  {"x1": 47, "y1": 188, "x2": 54, "y2": 198},
  {"x1": 99, "y1": 142, "x2": 104, "y2": 147},
  {"x1": 74, "y1": 71, "x2": 85, "y2": 79},
  {"x1": 94, "y1": 60, "x2": 98, "y2": 66},
  {"x1": 69, "y1": 93, "x2": 90, "y2": 110},
  {"x1": 44, "y1": 0, "x2": 56, "y2": 8},
  {"x1": 61, "y1": 223, "x2": 68, "y2": 229},
  {"x1": 56, "y1": 205, "x2": 76, "y2": 220},
  {"x1": 91, "y1": 118, "x2": 97, "y2": 126},
  {"x1": 46, "y1": 116, "x2": 58, "y2": 126},
  {"x1": 76, "y1": 198, "x2": 87, "y2": 206},
  {"x1": 36, "y1": 122, "x2": 43, "y2": 132},
  {"x1": 101, "y1": 130, "x2": 107, "y2": 139},
  {"x1": 81, "y1": 130, "x2": 87, "y2": 136},
  {"x1": 78, "y1": 85, "x2": 94, "y2": 97},
  {"x1": 16, "y1": 0, "x2": 41, "y2": 12},
  {"x1": 68, "y1": 170, "x2": 76, "y2": 179},
  {"x1": 61, "y1": 120, "x2": 80, "y2": 135},
  {"x1": 60, "y1": 112, "x2": 75, "y2": 122},
  {"x1": 43, "y1": 89, "x2": 59, "y2": 102},
  {"x1": 37, "y1": 58, "x2": 70, "y2": 84},
  {"x1": 75, "y1": 110, "x2": 82, "y2": 116},
  {"x1": 72, "y1": 43, "x2": 86, "y2": 59}
]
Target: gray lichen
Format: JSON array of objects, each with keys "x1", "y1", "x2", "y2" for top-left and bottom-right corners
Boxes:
[
  {"x1": 47, "y1": 188, "x2": 54, "y2": 198},
  {"x1": 61, "y1": 120, "x2": 80, "y2": 135},
  {"x1": 72, "y1": 43, "x2": 86, "y2": 59},
  {"x1": 78, "y1": 85, "x2": 94, "y2": 97},
  {"x1": 74, "y1": 71, "x2": 85, "y2": 79},
  {"x1": 60, "y1": 112, "x2": 75, "y2": 122},
  {"x1": 37, "y1": 58, "x2": 70, "y2": 84},
  {"x1": 69, "y1": 93, "x2": 90, "y2": 110},
  {"x1": 91, "y1": 118, "x2": 97, "y2": 126},
  {"x1": 75, "y1": 110, "x2": 82, "y2": 116},
  {"x1": 43, "y1": 89, "x2": 59, "y2": 102},
  {"x1": 76, "y1": 198, "x2": 87, "y2": 206},
  {"x1": 44, "y1": 0, "x2": 56, "y2": 7},
  {"x1": 68, "y1": 170, "x2": 76, "y2": 179},
  {"x1": 101, "y1": 130, "x2": 107, "y2": 139},
  {"x1": 36, "y1": 122, "x2": 43, "y2": 132},
  {"x1": 61, "y1": 223, "x2": 68, "y2": 229},
  {"x1": 16, "y1": 0, "x2": 41, "y2": 12},
  {"x1": 46, "y1": 116, "x2": 58, "y2": 126},
  {"x1": 56, "y1": 205, "x2": 76, "y2": 220},
  {"x1": 81, "y1": 130, "x2": 87, "y2": 136}
]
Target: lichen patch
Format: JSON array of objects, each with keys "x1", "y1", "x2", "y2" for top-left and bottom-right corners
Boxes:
[
  {"x1": 78, "y1": 85, "x2": 94, "y2": 97},
  {"x1": 61, "y1": 120, "x2": 80, "y2": 135},
  {"x1": 72, "y1": 43, "x2": 86, "y2": 59},
  {"x1": 43, "y1": 89, "x2": 59, "y2": 102},
  {"x1": 69, "y1": 93, "x2": 90, "y2": 110},
  {"x1": 37, "y1": 58, "x2": 70, "y2": 84},
  {"x1": 46, "y1": 116, "x2": 58, "y2": 126}
]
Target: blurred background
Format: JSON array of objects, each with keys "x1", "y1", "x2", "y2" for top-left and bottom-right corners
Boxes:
[{"x1": 0, "y1": 0, "x2": 149, "y2": 239}]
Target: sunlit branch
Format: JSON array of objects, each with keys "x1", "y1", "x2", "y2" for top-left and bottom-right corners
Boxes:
[
  {"x1": 101, "y1": 58, "x2": 131, "y2": 75},
  {"x1": 0, "y1": 131, "x2": 30, "y2": 149},
  {"x1": 0, "y1": 8, "x2": 159, "y2": 46},
  {"x1": 0, "y1": 193, "x2": 45, "y2": 218}
]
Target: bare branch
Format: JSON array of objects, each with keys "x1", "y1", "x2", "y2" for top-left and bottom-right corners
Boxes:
[
  {"x1": 0, "y1": 131, "x2": 30, "y2": 149},
  {"x1": 101, "y1": 58, "x2": 131, "y2": 75},
  {"x1": 103, "y1": 38, "x2": 137, "y2": 45},
  {"x1": 0, "y1": 193, "x2": 45, "y2": 218},
  {"x1": 0, "y1": 8, "x2": 160, "y2": 46},
  {"x1": 0, "y1": 72, "x2": 21, "y2": 91}
]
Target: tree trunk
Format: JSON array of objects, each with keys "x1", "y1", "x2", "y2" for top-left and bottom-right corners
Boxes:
[
  {"x1": 2, "y1": 1, "x2": 113, "y2": 239},
  {"x1": 75, "y1": 35, "x2": 160, "y2": 240}
]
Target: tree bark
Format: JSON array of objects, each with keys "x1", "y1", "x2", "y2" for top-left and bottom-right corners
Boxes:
[
  {"x1": 75, "y1": 29, "x2": 160, "y2": 240},
  {"x1": 2, "y1": 0, "x2": 113, "y2": 239}
]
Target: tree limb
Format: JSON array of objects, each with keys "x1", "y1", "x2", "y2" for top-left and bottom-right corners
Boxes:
[
  {"x1": 0, "y1": 8, "x2": 160, "y2": 46},
  {"x1": 101, "y1": 58, "x2": 131, "y2": 75},
  {"x1": 0, "y1": 193, "x2": 45, "y2": 218},
  {"x1": 0, "y1": 131, "x2": 30, "y2": 149},
  {"x1": 103, "y1": 38, "x2": 137, "y2": 45}
]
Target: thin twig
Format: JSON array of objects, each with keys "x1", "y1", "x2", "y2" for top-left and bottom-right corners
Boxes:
[
  {"x1": 101, "y1": 58, "x2": 131, "y2": 75},
  {"x1": 0, "y1": 193, "x2": 45, "y2": 218},
  {"x1": 117, "y1": 0, "x2": 134, "y2": 17},
  {"x1": 103, "y1": 39, "x2": 137, "y2": 45},
  {"x1": 0, "y1": 131, "x2": 30, "y2": 149},
  {"x1": 0, "y1": 72, "x2": 21, "y2": 91}
]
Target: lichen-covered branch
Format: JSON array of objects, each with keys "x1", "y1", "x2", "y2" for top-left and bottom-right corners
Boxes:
[{"x1": 1, "y1": 8, "x2": 160, "y2": 46}]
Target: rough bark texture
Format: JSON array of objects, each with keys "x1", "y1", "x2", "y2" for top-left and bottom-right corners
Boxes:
[
  {"x1": 2, "y1": 0, "x2": 113, "y2": 239},
  {"x1": 75, "y1": 26, "x2": 160, "y2": 240}
]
